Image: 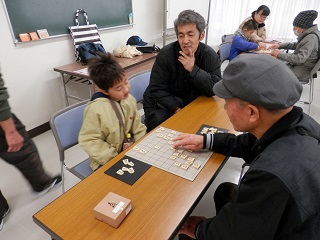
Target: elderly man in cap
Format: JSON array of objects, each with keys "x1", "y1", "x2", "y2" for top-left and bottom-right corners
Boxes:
[
  {"x1": 173, "y1": 54, "x2": 320, "y2": 239},
  {"x1": 269, "y1": 10, "x2": 320, "y2": 81}
]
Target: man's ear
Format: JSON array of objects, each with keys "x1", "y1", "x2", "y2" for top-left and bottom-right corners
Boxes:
[
  {"x1": 199, "y1": 31, "x2": 205, "y2": 41},
  {"x1": 247, "y1": 104, "x2": 260, "y2": 123}
]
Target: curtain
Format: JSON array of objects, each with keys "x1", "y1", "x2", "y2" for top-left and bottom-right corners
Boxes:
[{"x1": 207, "y1": 0, "x2": 320, "y2": 47}]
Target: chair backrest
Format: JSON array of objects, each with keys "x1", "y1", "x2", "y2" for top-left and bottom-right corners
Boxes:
[
  {"x1": 50, "y1": 100, "x2": 89, "y2": 153},
  {"x1": 128, "y1": 70, "x2": 151, "y2": 102},
  {"x1": 221, "y1": 34, "x2": 233, "y2": 43},
  {"x1": 311, "y1": 58, "x2": 320, "y2": 78},
  {"x1": 218, "y1": 42, "x2": 231, "y2": 63}
]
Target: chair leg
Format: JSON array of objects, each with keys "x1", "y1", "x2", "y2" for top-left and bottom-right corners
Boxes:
[
  {"x1": 305, "y1": 78, "x2": 314, "y2": 115},
  {"x1": 61, "y1": 162, "x2": 65, "y2": 193},
  {"x1": 298, "y1": 78, "x2": 313, "y2": 115}
]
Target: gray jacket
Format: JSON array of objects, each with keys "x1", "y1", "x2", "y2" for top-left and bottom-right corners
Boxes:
[{"x1": 277, "y1": 25, "x2": 320, "y2": 80}]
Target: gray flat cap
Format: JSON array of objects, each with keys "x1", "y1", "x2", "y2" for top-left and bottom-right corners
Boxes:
[{"x1": 213, "y1": 54, "x2": 302, "y2": 109}]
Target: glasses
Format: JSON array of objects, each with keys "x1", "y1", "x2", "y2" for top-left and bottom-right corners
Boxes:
[{"x1": 258, "y1": 13, "x2": 268, "y2": 20}]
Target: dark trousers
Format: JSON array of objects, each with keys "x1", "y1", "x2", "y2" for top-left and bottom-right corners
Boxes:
[
  {"x1": 0, "y1": 114, "x2": 51, "y2": 192},
  {"x1": 179, "y1": 182, "x2": 238, "y2": 239},
  {"x1": 144, "y1": 107, "x2": 173, "y2": 132}
]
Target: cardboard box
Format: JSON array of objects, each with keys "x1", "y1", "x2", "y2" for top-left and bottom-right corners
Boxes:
[{"x1": 93, "y1": 192, "x2": 132, "y2": 228}]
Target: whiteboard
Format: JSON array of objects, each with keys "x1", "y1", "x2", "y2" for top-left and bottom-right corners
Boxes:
[{"x1": 165, "y1": 0, "x2": 210, "y2": 29}]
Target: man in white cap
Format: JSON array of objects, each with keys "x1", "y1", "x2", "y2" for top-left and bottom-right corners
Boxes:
[
  {"x1": 269, "y1": 10, "x2": 319, "y2": 81},
  {"x1": 173, "y1": 54, "x2": 320, "y2": 239}
]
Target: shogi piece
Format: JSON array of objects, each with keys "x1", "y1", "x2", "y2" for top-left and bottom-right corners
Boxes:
[{"x1": 93, "y1": 192, "x2": 132, "y2": 228}]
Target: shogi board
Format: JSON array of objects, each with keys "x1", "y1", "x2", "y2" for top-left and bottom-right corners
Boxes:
[{"x1": 125, "y1": 126, "x2": 213, "y2": 181}]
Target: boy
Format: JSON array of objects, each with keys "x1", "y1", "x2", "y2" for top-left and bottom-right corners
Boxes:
[
  {"x1": 229, "y1": 20, "x2": 266, "y2": 61},
  {"x1": 78, "y1": 53, "x2": 147, "y2": 171}
]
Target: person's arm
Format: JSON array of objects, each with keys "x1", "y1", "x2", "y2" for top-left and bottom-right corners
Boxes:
[
  {"x1": 276, "y1": 35, "x2": 317, "y2": 64},
  {"x1": 0, "y1": 73, "x2": 24, "y2": 152},
  {"x1": 78, "y1": 105, "x2": 119, "y2": 167},
  {"x1": 173, "y1": 132, "x2": 257, "y2": 162},
  {"x1": 195, "y1": 171, "x2": 293, "y2": 240},
  {"x1": 0, "y1": 117, "x2": 24, "y2": 152},
  {"x1": 233, "y1": 36, "x2": 259, "y2": 52}
]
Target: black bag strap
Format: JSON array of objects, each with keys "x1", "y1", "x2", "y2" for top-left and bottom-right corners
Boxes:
[
  {"x1": 110, "y1": 100, "x2": 128, "y2": 140},
  {"x1": 300, "y1": 32, "x2": 320, "y2": 60},
  {"x1": 75, "y1": 9, "x2": 89, "y2": 26}
]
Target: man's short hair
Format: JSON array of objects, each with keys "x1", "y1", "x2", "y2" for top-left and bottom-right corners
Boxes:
[
  {"x1": 88, "y1": 52, "x2": 125, "y2": 91},
  {"x1": 213, "y1": 54, "x2": 302, "y2": 110},
  {"x1": 243, "y1": 20, "x2": 258, "y2": 31},
  {"x1": 174, "y1": 10, "x2": 206, "y2": 36}
]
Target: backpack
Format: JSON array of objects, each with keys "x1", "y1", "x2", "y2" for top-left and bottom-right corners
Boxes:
[{"x1": 78, "y1": 42, "x2": 106, "y2": 64}]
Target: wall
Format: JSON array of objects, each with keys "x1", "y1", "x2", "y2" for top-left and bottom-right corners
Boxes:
[{"x1": 0, "y1": 0, "x2": 163, "y2": 130}]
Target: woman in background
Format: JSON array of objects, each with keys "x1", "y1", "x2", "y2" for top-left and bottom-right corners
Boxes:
[{"x1": 235, "y1": 5, "x2": 270, "y2": 42}]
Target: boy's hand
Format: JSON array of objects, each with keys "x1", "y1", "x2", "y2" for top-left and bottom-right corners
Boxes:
[{"x1": 257, "y1": 42, "x2": 266, "y2": 50}]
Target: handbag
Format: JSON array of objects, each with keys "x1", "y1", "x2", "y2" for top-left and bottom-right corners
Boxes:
[
  {"x1": 78, "y1": 42, "x2": 106, "y2": 64},
  {"x1": 69, "y1": 9, "x2": 105, "y2": 64},
  {"x1": 136, "y1": 43, "x2": 161, "y2": 53}
]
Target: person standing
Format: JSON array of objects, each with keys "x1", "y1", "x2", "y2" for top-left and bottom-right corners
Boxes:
[
  {"x1": 143, "y1": 9, "x2": 221, "y2": 132},
  {"x1": 0, "y1": 71, "x2": 61, "y2": 231}
]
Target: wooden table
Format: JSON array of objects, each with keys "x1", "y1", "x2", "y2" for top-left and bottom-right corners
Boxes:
[
  {"x1": 33, "y1": 96, "x2": 235, "y2": 240},
  {"x1": 54, "y1": 53, "x2": 157, "y2": 105}
]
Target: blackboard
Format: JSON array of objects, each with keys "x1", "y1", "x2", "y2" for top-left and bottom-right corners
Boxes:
[{"x1": 3, "y1": 0, "x2": 133, "y2": 42}]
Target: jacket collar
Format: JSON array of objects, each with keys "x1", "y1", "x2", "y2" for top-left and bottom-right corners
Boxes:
[
  {"x1": 235, "y1": 29, "x2": 250, "y2": 41},
  {"x1": 251, "y1": 12, "x2": 265, "y2": 28},
  {"x1": 252, "y1": 106, "x2": 303, "y2": 153},
  {"x1": 91, "y1": 92, "x2": 109, "y2": 101},
  {"x1": 297, "y1": 24, "x2": 319, "y2": 41}
]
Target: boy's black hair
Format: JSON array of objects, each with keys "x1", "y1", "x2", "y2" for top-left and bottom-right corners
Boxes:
[
  {"x1": 88, "y1": 52, "x2": 125, "y2": 91},
  {"x1": 242, "y1": 20, "x2": 258, "y2": 31}
]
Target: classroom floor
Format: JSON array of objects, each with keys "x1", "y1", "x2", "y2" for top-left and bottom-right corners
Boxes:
[{"x1": 0, "y1": 77, "x2": 319, "y2": 240}]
